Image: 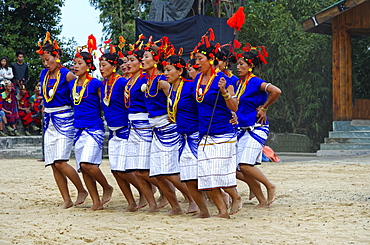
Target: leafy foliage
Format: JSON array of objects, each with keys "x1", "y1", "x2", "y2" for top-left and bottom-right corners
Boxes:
[
  {"x1": 237, "y1": 0, "x2": 338, "y2": 150},
  {"x1": 0, "y1": 0, "x2": 75, "y2": 90}
]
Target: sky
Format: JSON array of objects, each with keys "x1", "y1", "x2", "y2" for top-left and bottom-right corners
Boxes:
[{"x1": 59, "y1": 0, "x2": 104, "y2": 46}]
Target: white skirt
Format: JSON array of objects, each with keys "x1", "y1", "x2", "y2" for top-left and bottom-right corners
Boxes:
[
  {"x1": 44, "y1": 109, "x2": 74, "y2": 166},
  {"x1": 74, "y1": 129, "x2": 104, "y2": 171},
  {"x1": 198, "y1": 133, "x2": 237, "y2": 190},
  {"x1": 179, "y1": 131, "x2": 199, "y2": 181},
  {"x1": 149, "y1": 115, "x2": 180, "y2": 177},
  {"x1": 237, "y1": 125, "x2": 269, "y2": 168},
  {"x1": 125, "y1": 119, "x2": 152, "y2": 171}
]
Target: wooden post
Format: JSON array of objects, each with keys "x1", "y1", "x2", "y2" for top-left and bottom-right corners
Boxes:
[{"x1": 332, "y1": 14, "x2": 352, "y2": 121}]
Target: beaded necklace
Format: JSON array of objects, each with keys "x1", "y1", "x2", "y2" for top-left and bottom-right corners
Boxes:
[
  {"x1": 42, "y1": 69, "x2": 61, "y2": 103},
  {"x1": 195, "y1": 71, "x2": 216, "y2": 103},
  {"x1": 124, "y1": 75, "x2": 139, "y2": 108},
  {"x1": 167, "y1": 78, "x2": 185, "y2": 123},
  {"x1": 143, "y1": 69, "x2": 164, "y2": 98},
  {"x1": 235, "y1": 73, "x2": 256, "y2": 101},
  {"x1": 72, "y1": 75, "x2": 92, "y2": 105},
  {"x1": 103, "y1": 73, "x2": 121, "y2": 106}
]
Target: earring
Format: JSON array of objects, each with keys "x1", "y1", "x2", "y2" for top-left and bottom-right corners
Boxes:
[
  {"x1": 248, "y1": 68, "x2": 253, "y2": 72},
  {"x1": 154, "y1": 64, "x2": 157, "y2": 68},
  {"x1": 56, "y1": 59, "x2": 60, "y2": 63},
  {"x1": 86, "y1": 68, "x2": 90, "y2": 72},
  {"x1": 139, "y1": 65, "x2": 143, "y2": 69},
  {"x1": 113, "y1": 69, "x2": 116, "y2": 72},
  {"x1": 209, "y1": 60, "x2": 214, "y2": 65}
]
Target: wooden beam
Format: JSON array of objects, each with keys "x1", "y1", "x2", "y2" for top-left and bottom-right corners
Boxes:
[
  {"x1": 302, "y1": 0, "x2": 368, "y2": 34},
  {"x1": 332, "y1": 14, "x2": 353, "y2": 121}
]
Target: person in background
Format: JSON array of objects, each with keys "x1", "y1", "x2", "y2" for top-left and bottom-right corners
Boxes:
[
  {"x1": 18, "y1": 85, "x2": 40, "y2": 135},
  {"x1": 1, "y1": 81, "x2": 20, "y2": 136},
  {"x1": 187, "y1": 58, "x2": 200, "y2": 81},
  {"x1": 30, "y1": 82, "x2": 42, "y2": 129},
  {"x1": 0, "y1": 94, "x2": 9, "y2": 136},
  {"x1": 0, "y1": 57, "x2": 14, "y2": 93},
  {"x1": 12, "y1": 50, "x2": 29, "y2": 94}
]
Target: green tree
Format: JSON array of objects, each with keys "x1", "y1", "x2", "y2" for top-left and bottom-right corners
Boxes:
[
  {"x1": 237, "y1": 0, "x2": 338, "y2": 150},
  {"x1": 0, "y1": 0, "x2": 70, "y2": 89},
  {"x1": 89, "y1": 0, "x2": 150, "y2": 45}
]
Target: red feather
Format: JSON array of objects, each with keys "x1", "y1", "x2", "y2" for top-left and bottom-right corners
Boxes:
[
  {"x1": 261, "y1": 46, "x2": 268, "y2": 57},
  {"x1": 104, "y1": 39, "x2": 112, "y2": 44},
  {"x1": 87, "y1": 34, "x2": 97, "y2": 51},
  {"x1": 227, "y1": 7, "x2": 246, "y2": 31},
  {"x1": 209, "y1": 28, "x2": 215, "y2": 41},
  {"x1": 233, "y1": 39, "x2": 241, "y2": 49}
]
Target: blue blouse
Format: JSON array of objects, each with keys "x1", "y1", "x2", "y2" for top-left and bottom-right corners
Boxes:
[
  {"x1": 236, "y1": 76, "x2": 268, "y2": 127},
  {"x1": 144, "y1": 74, "x2": 167, "y2": 118},
  {"x1": 126, "y1": 75, "x2": 148, "y2": 114},
  {"x1": 40, "y1": 67, "x2": 73, "y2": 108},
  {"x1": 69, "y1": 77, "x2": 103, "y2": 128},
  {"x1": 170, "y1": 80, "x2": 198, "y2": 135},
  {"x1": 194, "y1": 72, "x2": 235, "y2": 137},
  {"x1": 101, "y1": 76, "x2": 129, "y2": 127}
]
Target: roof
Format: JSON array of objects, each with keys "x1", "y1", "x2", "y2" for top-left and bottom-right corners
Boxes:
[{"x1": 302, "y1": 0, "x2": 369, "y2": 35}]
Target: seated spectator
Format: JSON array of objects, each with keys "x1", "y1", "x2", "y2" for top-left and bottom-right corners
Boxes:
[
  {"x1": 18, "y1": 85, "x2": 39, "y2": 135},
  {"x1": 0, "y1": 96, "x2": 8, "y2": 136},
  {"x1": 30, "y1": 82, "x2": 42, "y2": 128},
  {"x1": 1, "y1": 81, "x2": 20, "y2": 136}
]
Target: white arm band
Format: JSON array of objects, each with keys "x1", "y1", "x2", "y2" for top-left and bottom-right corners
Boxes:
[{"x1": 264, "y1": 83, "x2": 271, "y2": 93}]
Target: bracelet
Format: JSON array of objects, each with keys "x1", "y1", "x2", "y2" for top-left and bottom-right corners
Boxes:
[
  {"x1": 260, "y1": 107, "x2": 268, "y2": 112},
  {"x1": 264, "y1": 83, "x2": 271, "y2": 93},
  {"x1": 222, "y1": 93, "x2": 232, "y2": 101}
]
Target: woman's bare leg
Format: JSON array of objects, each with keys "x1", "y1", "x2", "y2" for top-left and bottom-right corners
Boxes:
[
  {"x1": 113, "y1": 172, "x2": 137, "y2": 212},
  {"x1": 156, "y1": 176, "x2": 183, "y2": 215},
  {"x1": 186, "y1": 181, "x2": 210, "y2": 218},
  {"x1": 81, "y1": 168, "x2": 103, "y2": 211}
]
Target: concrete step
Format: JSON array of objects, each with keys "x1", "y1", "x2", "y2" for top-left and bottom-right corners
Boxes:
[
  {"x1": 320, "y1": 143, "x2": 370, "y2": 150},
  {"x1": 328, "y1": 131, "x2": 370, "y2": 138},
  {"x1": 317, "y1": 149, "x2": 370, "y2": 156},
  {"x1": 0, "y1": 136, "x2": 43, "y2": 149},
  {"x1": 0, "y1": 147, "x2": 43, "y2": 159},
  {"x1": 325, "y1": 137, "x2": 370, "y2": 144},
  {"x1": 333, "y1": 121, "x2": 370, "y2": 131}
]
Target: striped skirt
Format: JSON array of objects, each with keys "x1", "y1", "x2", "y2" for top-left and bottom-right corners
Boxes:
[
  {"x1": 237, "y1": 125, "x2": 269, "y2": 167},
  {"x1": 74, "y1": 127, "x2": 105, "y2": 171},
  {"x1": 179, "y1": 131, "x2": 199, "y2": 182},
  {"x1": 108, "y1": 126, "x2": 129, "y2": 172},
  {"x1": 198, "y1": 133, "x2": 237, "y2": 190},
  {"x1": 149, "y1": 115, "x2": 180, "y2": 177},
  {"x1": 44, "y1": 109, "x2": 74, "y2": 166},
  {"x1": 125, "y1": 119, "x2": 152, "y2": 171}
]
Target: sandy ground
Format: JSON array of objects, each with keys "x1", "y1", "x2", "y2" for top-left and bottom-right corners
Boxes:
[{"x1": 0, "y1": 155, "x2": 369, "y2": 245}]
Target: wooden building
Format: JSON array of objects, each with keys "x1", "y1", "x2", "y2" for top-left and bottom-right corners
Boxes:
[{"x1": 302, "y1": 0, "x2": 370, "y2": 121}]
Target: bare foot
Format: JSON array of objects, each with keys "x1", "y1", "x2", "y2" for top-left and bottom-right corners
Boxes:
[
  {"x1": 221, "y1": 192, "x2": 231, "y2": 209},
  {"x1": 124, "y1": 204, "x2": 138, "y2": 212},
  {"x1": 146, "y1": 205, "x2": 159, "y2": 213},
  {"x1": 157, "y1": 195, "x2": 169, "y2": 209},
  {"x1": 230, "y1": 195, "x2": 242, "y2": 215},
  {"x1": 186, "y1": 201, "x2": 199, "y2": 214},
  {"x1": 89, "y1": 204, "x2": 103, "y2": 211},
  {"x1": 74, "y1": 190, "x2": 88, "y2": 206},
  {"x1": 136, "y1": 195, "x2": 147, "y2": 209},
  {"x1": 214, "y1": 212, "x2": 230, "y2": 219},
  {"x1": 101, "y1": 185, "x2": 113, "y2": 205},
  {"x1": 249, "y1": 190, "x2": 256, "y2": 200},
  {"x1": 167, "y1": 208, "x2": 184, "y2": 215},
  {"x1": 193, "y1": 212, "x2": 211, "y2": 218},
  {"x1": 267, "y1": 185, "x2": 277, "y2": 205},
  {"x1": 255, "y1": 202, "x2": 269, "y2": 208},
  {"x1": 60, "y1": 200, "x2": 74, "y2": 209}
]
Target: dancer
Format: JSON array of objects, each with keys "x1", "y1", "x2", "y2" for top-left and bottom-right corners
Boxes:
[
  {"x1": 36, "y1": 32, "x2": 88, "y2": 209},
  {"x1": 235, "y1": 44, "x2": 281, "y2": 207},
  {"x1": 187, "y1": 58, "x2": 200, "y2": 81},
  {"x1": 165, "y1": 54, "x2": 208, "y2": 218},
  {"x1": 70, "y1": 37, "x2": 113, "y2": 211},
  {"x1": 100, "y1": 42, "x2": 145, "y2": 212},
  {"x1": 193, "y1": 29, "x2": 242, "y2": 218},
  {"x1": 142, "y1": 37, "x2": 197, "y2": 215}
]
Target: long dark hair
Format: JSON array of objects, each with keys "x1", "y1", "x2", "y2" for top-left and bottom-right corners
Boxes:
[
  {"x1": 100, "y1": 53, "x2": 123, "y2": 71},
  {"x1": 0, "y1": 56, "x2": 9, "y2": 69},
  {"x1": 76, "y1": 51, "x2": 96, "y2": 71}
]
